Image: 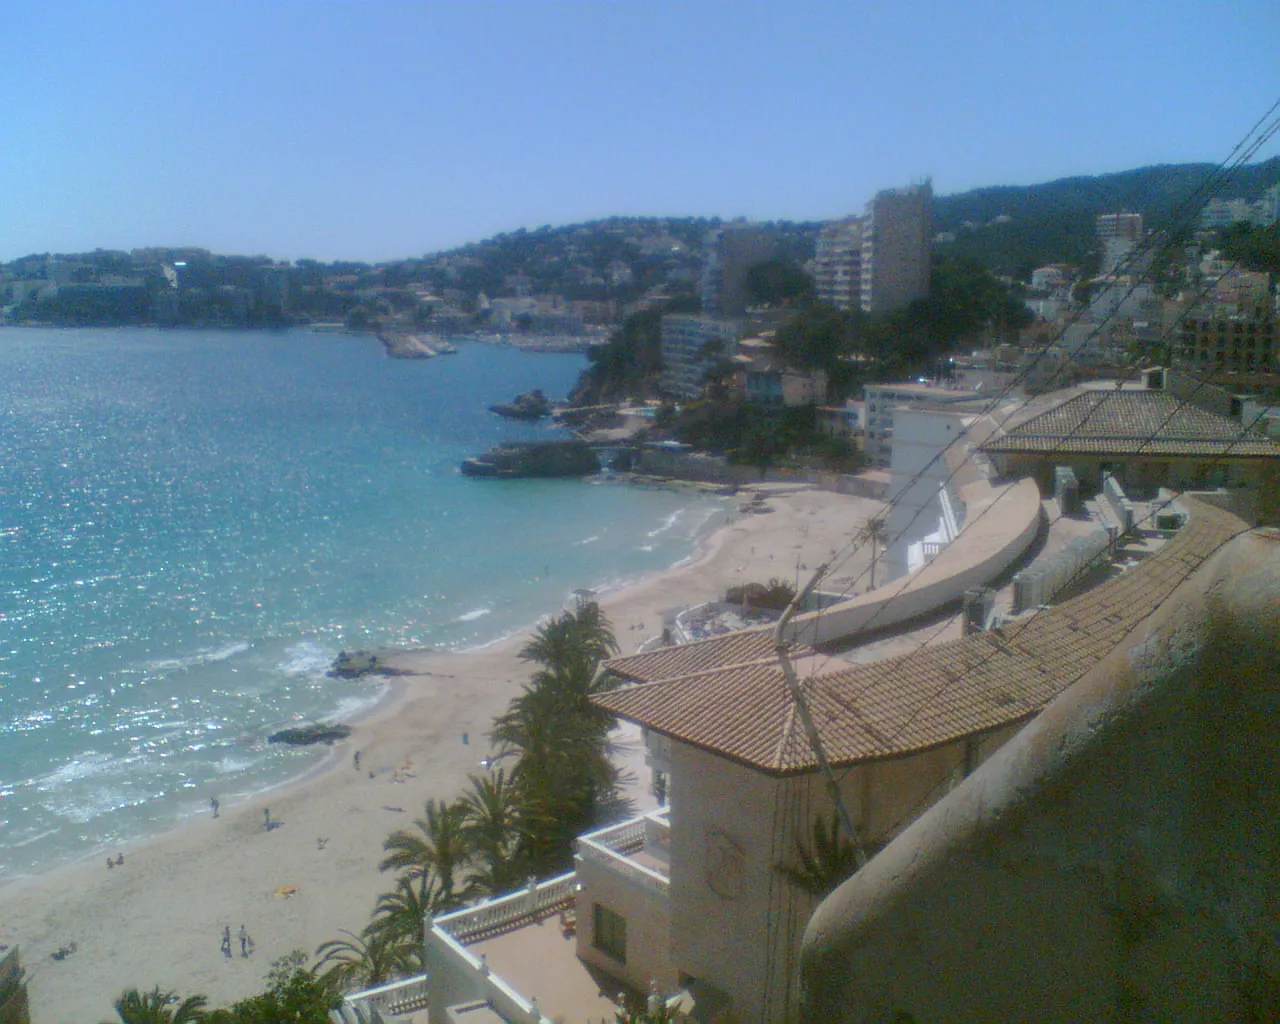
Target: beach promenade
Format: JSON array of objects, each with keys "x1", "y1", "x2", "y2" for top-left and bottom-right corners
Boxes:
[{"x1": 0, "y1": 484, "x2": 882, "y2": 1024}]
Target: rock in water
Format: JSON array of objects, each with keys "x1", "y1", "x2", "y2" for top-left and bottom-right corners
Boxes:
[
  {"x1": 461, "y1": 440, "x2": 600, "y2": 479},
  {"x1": 268, "y1": 723, "x2": 353, "y2": 746}
]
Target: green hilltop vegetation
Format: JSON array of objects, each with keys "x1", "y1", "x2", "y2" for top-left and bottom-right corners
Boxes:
[{"x1": 933, "y1": 156, "x2": 1280, "y2": 278}]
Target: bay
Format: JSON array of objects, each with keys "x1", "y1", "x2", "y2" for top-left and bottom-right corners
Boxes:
[{"x1": 0, "y1": 327, "x2": 724, "y2": 878}]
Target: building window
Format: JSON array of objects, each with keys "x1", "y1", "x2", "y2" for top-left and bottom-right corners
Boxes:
[{"x1": 593, "y1": 903, "x2": 627, "y2": 963}]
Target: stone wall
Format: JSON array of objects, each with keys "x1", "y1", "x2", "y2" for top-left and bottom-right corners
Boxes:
[{"x1": 802, "y1": 526, "x2": 1280, "y2": 1023}]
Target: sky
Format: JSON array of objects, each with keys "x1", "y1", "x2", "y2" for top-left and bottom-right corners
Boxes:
[{"x1": 3, "y1": 0, "x2": 1278, "y2": 264}]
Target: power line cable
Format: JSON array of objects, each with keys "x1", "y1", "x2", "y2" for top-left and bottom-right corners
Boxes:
[{"x1": 789, "y1": 105, "x2": 1280, "y2": 659}]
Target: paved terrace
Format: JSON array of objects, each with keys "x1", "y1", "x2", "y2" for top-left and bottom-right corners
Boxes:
[
  {"x1": 468, "y1": 919, "x2": 621, "y2": 1024},
  {"x1": 594, "y1": 495, "x2": 1248, "y2": 774}
]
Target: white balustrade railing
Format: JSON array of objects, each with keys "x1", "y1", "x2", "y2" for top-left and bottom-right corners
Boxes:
[
  {"x1": 338, "y1": 975, "x2": 432, "y2": 1021},
  {"x1": 580, "y1": 817, "x2": 646, "y2": 853},
  {"x1": 576, "y1": 835, "x2": 670, "y2": 899},
  {"x1": 435, "y1": 872, "x2": 576, "y2": 944}
]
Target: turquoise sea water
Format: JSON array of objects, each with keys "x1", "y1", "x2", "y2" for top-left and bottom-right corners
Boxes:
[{"x1": 0, "y1": 328, "x2": 725, "y2": 879}]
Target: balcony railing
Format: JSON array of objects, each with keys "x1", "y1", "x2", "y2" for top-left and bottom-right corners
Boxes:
[
  {"x1": 576, "y1": 817, "x2": 670, "y2": 899},
  {"x1": 334, "y1": 975, "x2": 432, "y2": 1023},
  {"x1": 435, "y1": 872, "x2": 577, "y2": 945}
]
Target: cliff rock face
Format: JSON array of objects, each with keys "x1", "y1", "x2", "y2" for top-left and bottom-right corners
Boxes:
[
  {"x1": 460, "y1": 440, "x2": 600, "y2": 479},
  {"x1": 802, "y1": 526, "x2": 1280, "y2": 1023}
]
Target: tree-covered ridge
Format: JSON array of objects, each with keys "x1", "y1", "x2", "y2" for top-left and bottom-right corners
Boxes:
[{"x1": 932, "y1": 157, "x2": 1280, "y2": 278}]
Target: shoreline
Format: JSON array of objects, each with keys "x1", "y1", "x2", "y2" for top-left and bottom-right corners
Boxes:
[
  {"x1": 2, "y1": 483, "x2": 884, "y2": 1024},
  {"x1": 0, "y1": 482, "x2": 725, "y2": 890}
]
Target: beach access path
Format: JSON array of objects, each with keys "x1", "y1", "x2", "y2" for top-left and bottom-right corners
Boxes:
[{"x1": 1, "y1": 484, "x2": 883, "y2": 1024}]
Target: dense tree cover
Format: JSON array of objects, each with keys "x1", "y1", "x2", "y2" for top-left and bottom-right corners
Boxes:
[
  {"x1": 668, "y1": 400, "x2": 860, "y2": 476},
  {"x1": 1215, "y1": 221, "x2": 1280, "y2": 274},
  {"x1": 744, "y1": 258, "x2": 814, "y2": 307},
  {"x1": 106, "y1": 955, "x2": 338, "y2": 1024},
  {"x1": 575, "y1": 307, "x2": 670, "y2": 404},
  {"x1": 770, "y1": 257, "x2": 1031, "y2": 398},
  {"x1": 933, "y1": 158, "x2": 1280, "y2": 279}
]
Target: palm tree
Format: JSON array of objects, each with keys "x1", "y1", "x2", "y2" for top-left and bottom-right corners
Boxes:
[
  {"x1": 519, "y1": 598, "x2": 620, "y2": 677},
  {"x1": 775, "y1": 812, "x2": 862, "y2": 898},
  {"x1": 379, "y1": 799, "x2": 472, "y2": 910},
  {"x1": 859, "y1": 515, "x2": 889, "y2": 590},
  {"x1": 491, "y1": 677, "x2": 620, "y2": 874},
  {"x1": 494, "y1": 596, "x2": 624, "y2": 875},
  {"x1": 368, "y1": 873, "x2": 445, "y2": 946},
  {"x1": 458, "y1": 768, "x2": 525, "y2": 895},
  {"x1": 104, "y1": 988, "x2": 208, "y2": 1024},
  {"x1": 313, "y1": 929, "x2": 419, "y2": 994}
]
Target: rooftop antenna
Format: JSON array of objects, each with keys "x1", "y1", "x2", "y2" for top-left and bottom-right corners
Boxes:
[{"x1": 773, "y1": 561, "x2": 868, "y2": 868}]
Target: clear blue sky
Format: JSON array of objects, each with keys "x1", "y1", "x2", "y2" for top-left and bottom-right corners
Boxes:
[{"x1": 3, "y1": 1, "x2": 1277, "y2": 264}]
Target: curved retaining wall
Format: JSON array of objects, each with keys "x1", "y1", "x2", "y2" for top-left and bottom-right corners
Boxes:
[{"x1": 787, "y1": 476, "x2": 1043, "y2": 647}]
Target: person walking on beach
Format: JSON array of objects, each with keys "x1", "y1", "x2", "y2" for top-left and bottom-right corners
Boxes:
[
  {"x1": 239, "y1": 925, "x2": 248, "y2": 957},
  {"x1": 221, "y1": 925, "x2": 232, "y2": 958},
  {"x1": 353, "y1": 750, "x2": 360, "y2": 771},
  {"x1": 211, "y1": 797, "x2": 219, "y2": 819},
  {"x1": 263, "y1": 808, "x2": 271, "y2": 831}
]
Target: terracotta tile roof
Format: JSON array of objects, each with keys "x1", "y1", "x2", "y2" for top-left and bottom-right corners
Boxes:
[
  {"x1": 982, "y1": 391, "x2": 1280, "y2": 458},
  {"x1": 594, "y1": 498, "x2": 1247, "y2": 774},
  {"x1": 602, "y1": 628, "x2": 791, "y2": 684}
]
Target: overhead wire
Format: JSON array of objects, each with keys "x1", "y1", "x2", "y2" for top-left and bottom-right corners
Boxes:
[
  {"x1": 788, "y1": 103, "x2": 1280, "y2": 664},
  {"x1": 771, "y1": 98, "x2": 1280, "y2": 847}
]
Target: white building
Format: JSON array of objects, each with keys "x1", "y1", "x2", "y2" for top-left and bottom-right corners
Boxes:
[{"x1": 660, "y1": 315, "x2": 741, "y2": 398}]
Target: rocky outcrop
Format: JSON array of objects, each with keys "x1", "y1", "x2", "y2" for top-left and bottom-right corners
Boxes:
[
  {"x1": 377, "y1": 330, "x2": 438, "y2": 358},
  {"x1": 268, "y1": 723, "x2": 352, "y2": 746},
  {"x1": 328, "y1": 650, "x2": 412, "y2": 678},
  {"x1": 461, "y1": 440, "x2": 600, "y2": 479},
  {"x1": 489, "y1": 389, "x2": 551, "y2": 420}
]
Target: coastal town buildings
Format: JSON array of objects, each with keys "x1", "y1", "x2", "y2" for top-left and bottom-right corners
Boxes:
[
  {"x1": 981, "y1": 380, "x2": 1280, "y2": 521},
  {"x1": 862, "y1": 380, "x2": 985, "y2": 467},
  {"x1": 733, "y1": 335, "x2": 829, "y2": 407},
  {"x1": 1175, "y1": 303, "x2": 1280, "y2": 376}
]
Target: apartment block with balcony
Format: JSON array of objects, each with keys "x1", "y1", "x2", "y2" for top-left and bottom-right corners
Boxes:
[
  {"x1": 1175, "y1": 307, "x2": 1280, "y2": 377},
  {"x1": 812, "y1": 217, "x2": 865, "y2": 311},
  {"x1": 660, "y1": 314, "x2": 741, "y2": 398}
]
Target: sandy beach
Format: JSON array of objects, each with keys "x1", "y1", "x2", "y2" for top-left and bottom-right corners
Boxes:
[{"x1": 1, "y1": 483, "x2": 882, "y2": 1024}]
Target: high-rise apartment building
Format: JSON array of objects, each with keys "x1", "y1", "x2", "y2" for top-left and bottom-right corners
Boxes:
[
  {"x1": 699, "y1": 222, "x2": 775, "y2": 316},
  {"x1": 860, "y1": 182, "x2": 933, "y2": 314},
  {"x1": 813, "y1": 216, "x2": 865, "y2": 310}
]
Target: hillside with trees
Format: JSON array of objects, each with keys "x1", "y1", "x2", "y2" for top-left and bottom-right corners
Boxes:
[{"x1": 933, "y1": 156, "x2": 1280, "y2": 278}]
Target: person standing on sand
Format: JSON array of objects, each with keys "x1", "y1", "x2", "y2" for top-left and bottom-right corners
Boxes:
[
  {"x1": 353, "y1": 750, "x2": 360, "y2": 770},
  {"x1": 263, "y1": 808, "x2": 271, "y2": 830},
  {"x1": 211, "y1": 797, "x2": 219, "y2": 819},
  {"x1": 221, "y1": 925, "x2": 231, "y2": 958},
  {"x1": 239, "y1": 925, "x2": 248, "y2": 957}
]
